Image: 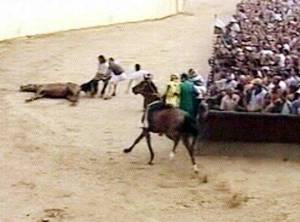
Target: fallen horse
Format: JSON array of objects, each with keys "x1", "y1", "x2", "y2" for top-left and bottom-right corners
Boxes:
[{"x1": 20, "y1": 82, "x2": 81, "y2": 105}]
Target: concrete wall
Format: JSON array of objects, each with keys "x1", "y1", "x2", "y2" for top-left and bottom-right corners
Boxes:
[{"x1": 0, "y1": 0, "x2": 184, "y2": 41}]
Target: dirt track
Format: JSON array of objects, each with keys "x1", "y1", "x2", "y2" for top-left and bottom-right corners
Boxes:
[{"x1": 1, "y1": 1, "x2": 300, "y2": 221}]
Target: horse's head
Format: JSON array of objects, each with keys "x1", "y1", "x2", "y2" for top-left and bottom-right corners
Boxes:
[
  {"x1": 20, "y1": 84, "x2": 40, "y2": 92},
  {"x1": 132, "y1": 80, "x2": 157, "y2": 96}
]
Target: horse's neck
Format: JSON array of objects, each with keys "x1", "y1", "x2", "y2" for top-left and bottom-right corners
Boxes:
[
  {"x1": 27, "y1": 85, "x2": 40, "y2": 92},
  {"x1": 145, "y1": 93, "x2": 161, "y2": 104},
  {"x1": 35, "y1": 85, "x2": 42, "y2": 91}
]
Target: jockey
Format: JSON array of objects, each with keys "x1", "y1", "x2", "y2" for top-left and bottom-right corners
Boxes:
[
  {"x1": 179, "y1": 73, "x2": 198, "y2": 118},
  {"x1": 163, "y1": 74, "x2": 180, "y2": 107},
  {"x1": 143, "y1": 72, "x2": 154, "y2": 81}
]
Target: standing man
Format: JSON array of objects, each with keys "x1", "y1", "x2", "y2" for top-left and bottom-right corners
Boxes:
[
  {"x1": 95, "y1": 55, "x2": 112, "y2": 98},
  {"x1": 81, "y1": 55, "x2": 111, "y2": 98},
  {"x1": 246, "y1": 78, "x2": 268, "y2": 112},
  {"x1": 179, "y1": 73, "x2": 197, "y2": 118},
  {"x1": 188, "y1": 68, "x2": 205, "y2": 83},
  {"x1": 291, "y1": 89, "x2": 300, "y2": 115},
  {"x1": 108, "y1": 58, "x2": 127, "y2": 97},
  {"x1": 220, "y1": 88, "x2": 240, "y2": 111}
]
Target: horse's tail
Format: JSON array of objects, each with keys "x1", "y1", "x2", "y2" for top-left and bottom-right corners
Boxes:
[{"x1": 183, "y1": 114, "x2": 198, "y2": 137}]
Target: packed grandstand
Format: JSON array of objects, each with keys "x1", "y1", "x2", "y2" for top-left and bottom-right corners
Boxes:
[{"x1": 208, "y1": 0, "x2": 300, "y2": 115}]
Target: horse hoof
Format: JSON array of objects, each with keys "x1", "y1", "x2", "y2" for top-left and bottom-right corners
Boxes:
[
  {"x1": 193, "y1": 164, "x2": 199, "y2": 174},
  {"x1": 103, "y1": 96, "x2": 112, "y2": 100},
  {"x1": 148, "y1": 162, "x2": 154, "y2": 165},
  {"x1": 169, "y1": 152, "x2": 175, "y2": 160},
  {"x1": 123, "y1": 148, "x2": 131, "y2": 153}
]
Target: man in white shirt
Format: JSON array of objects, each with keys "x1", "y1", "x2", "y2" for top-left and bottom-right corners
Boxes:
[
  {"x1": 247, "y1": 79, "x2": 268, "y2": 112},
  {"x1": 81, "y1": 55, "x2": 111, "y2": 97},
  {"x1": 277, "y1": 52, "x2": 286, "y2": 68},
  {"x1": 220, "y1": 88, "x2": 240, "y2": 111},
  {"x1": 188, "y1": 68, "x2": 205, "y2": 83},
  {"x1": 267, "y1": 75, "x2": 287, "y2": 91},
  {"x1": 95, "y1": 55, "x2": 111, "y2": 81},
  {"x1": 95, "y1": 55, "x2": 112, "y2": 98},
  {"x1": 126, "y1": 64, "x2": 150, "y2": 93},
  {"x1": 286, "y1": 73, "x2": 300, "y2": 87}
]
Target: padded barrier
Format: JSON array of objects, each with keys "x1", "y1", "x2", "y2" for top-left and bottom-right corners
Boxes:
[{"x1": 204, "y1": 111, "x2": 300, "y2": 143}]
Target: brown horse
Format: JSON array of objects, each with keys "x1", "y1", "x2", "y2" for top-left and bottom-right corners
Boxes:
[
  {"x1": 124, "y1": 80, "x2": 200, "y2": 173},
  {"x1": 20, "y1": 82, "x2": 81, "y2": 105}
]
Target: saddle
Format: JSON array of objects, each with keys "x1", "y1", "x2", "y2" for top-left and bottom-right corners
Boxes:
[{"x1": 143, "y1": 100, "x2": 173, "y2": 129}]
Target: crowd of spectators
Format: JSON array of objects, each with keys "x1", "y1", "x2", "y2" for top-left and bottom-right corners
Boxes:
[{"x1": 208, "y1": 0, "x2": 300, "y2": 115}]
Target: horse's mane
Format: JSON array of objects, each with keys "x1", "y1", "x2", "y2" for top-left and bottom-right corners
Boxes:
[{"x1": 163, "y1": 104, "x2": 174, "y2": 109}]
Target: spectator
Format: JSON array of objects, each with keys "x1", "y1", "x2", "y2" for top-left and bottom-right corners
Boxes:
[{"x1": 220, "y1": 88, "x2": 240, "y2": 111}]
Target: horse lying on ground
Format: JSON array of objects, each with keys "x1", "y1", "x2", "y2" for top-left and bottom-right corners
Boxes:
[
  {"x1": 20, "y1": 82, "x2": 81, "y2": 105},
  {"x1": 124, "y1": 79, "x2": 200, "y2": 173}
]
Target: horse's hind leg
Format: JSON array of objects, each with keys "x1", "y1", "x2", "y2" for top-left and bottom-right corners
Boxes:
[
  {"x1": 168, "y1": 134, "x2": 180, "y2": 160},
  {"x1": 182, "y1": 135, "x2": 198, "y2": 173},
  {"x1": 145, "y1": 131, "x2": 155, "y2": 165},
  {"x1": 124, "y1": 129, "x2": 146, "y2": 153}
]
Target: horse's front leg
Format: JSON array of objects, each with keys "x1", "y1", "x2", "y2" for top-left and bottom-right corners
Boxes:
[
  {"x1": 25, "y1": 92, "x2": 44, "y2": 103},
  {"x1": 67, "y1": 95, "x2": 79, "y2": 106},
  {"x1": 145, "y1": 131, "x2": 155, "y2": 165},
  {"x1": 166, "y1": 133, "x2": 180, "y2": 160},
  {"x1": 124, "y1": 129, "x2": 146, "y2": 153}
]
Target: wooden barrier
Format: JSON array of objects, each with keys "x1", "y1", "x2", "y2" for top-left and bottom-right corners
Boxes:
[{"x1": 204, "y1": 111, "x2": 300, "y2": 143}]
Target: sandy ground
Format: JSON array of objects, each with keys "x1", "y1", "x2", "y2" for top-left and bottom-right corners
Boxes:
[{"x1": 1, "y1": 1, "x2": 300, "y2": 221}]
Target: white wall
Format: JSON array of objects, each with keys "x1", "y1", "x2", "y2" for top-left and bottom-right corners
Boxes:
[{"x1": 0, "y1": 0, "x2": 184, "y2": 41}]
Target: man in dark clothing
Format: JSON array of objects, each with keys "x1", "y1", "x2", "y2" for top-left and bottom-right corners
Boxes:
[{"x1": 108, "y1": 58, "x2": 127, "y2": 97}]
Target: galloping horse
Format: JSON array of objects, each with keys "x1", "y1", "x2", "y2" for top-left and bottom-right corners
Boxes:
[
  {"x1": 20, "y1": 82, "x2": 81, "y2": 105},
  {"x1": 124, "y1": 79, "x2": 200, "y2": 173}
]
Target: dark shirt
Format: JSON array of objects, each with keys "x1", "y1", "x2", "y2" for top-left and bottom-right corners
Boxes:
[
  {"x1": 109, "y1": 62, "x2": 125, "y2": 75},
  {"x1": 292, "y1": 99, "x2": 300, "y2": 114}
]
